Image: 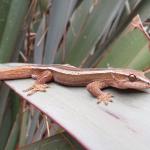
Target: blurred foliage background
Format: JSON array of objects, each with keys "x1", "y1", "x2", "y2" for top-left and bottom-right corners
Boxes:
[{"x1": 0, "y1": 0, "x2": 150, "y2": 149}]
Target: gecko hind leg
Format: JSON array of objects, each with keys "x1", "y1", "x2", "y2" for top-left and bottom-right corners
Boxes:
[{"x1": 23, "y1": 70, "x2": 53, "y2": 96}]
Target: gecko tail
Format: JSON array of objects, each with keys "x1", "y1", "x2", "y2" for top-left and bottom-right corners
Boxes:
[{"x1": 0, "y1": 66, "x2": 33, "y2": 80}]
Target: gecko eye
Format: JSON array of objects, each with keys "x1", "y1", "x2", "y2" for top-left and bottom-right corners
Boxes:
[{"x1": 128, "y1": 74, "x2": 137, "y2": 82}]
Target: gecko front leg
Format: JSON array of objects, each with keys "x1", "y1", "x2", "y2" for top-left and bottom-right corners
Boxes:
[
  {"x1": 86, "y1": 81, "x2": 113, "y2": 105},
  {"x1": 24, "y1": 70, "x2": 53, "y2": 96}
]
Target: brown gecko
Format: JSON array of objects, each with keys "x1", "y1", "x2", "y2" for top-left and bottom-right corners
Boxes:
[{"x1": 0, "y1": 64, "x2": 149, "y2": 105}]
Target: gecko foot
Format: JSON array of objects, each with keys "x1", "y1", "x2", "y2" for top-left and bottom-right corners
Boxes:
[
  {"x1": 97, "y1": 92, "x2": 113, "y2": 105},
  {"x1": 23, "y1": 84, "x2": 49, "y2": 96}
]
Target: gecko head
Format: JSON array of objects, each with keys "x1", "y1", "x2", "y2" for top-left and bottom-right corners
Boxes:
[
  {"x1": 112, "y1": 69, "x2": 150, "y2": 90},
  {"x1": 120, "y1": 70, "x2": 150, "y2": 90}
]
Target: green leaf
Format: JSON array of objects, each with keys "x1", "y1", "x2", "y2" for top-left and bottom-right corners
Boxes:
[
  {"x1": 0, "y1": 0, "x2": 12, "y2": 42},
  {"x1": 1, "y1": 62, "x2": 149, "y2": 150},
  {"x1": 0, "y1": 0, "x2": 30, "y2": 62},
  {"x1": 55, "y1": 0, "x2": 127, "y2": 65},
  {"x1": 19, "y1": 132, "x2": 83, "y2": 150},
  {"x1": 26, "y1": 111, "x2": 40, "y2": 144},
  {"x1": 97, "y1": 16, "x2": 150, "y2": 70},
  {"x1": 138, "y1": 0, "x2": 150, "y2": 22},
  {"x1": 43, "y1": 0, "x2": 78, "y2": 64},
  {"x1": 0, "y1": 102, "x2": 13, "y2": 150},
  {"x1": 33, "y1": 16, "x2": 46, "y2": 64},
  {"x1": 4, "y1": 114, "x2": 20, "y2": 150},
  {"x1": 0, "y1": 83, "x2": 10, "y2": 127},
  {"x1": 18, "y1": 110, "x2": 30, "y2": 147}
]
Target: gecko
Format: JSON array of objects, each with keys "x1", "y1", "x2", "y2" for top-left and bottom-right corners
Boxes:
[{"x1": 0, "y1": 64, "x2": 149, "y2": 105}]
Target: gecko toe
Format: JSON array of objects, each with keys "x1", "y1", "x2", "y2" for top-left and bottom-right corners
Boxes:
[
  {"x1": 97, "y1": 92, "x2": 113, "y2": 105},
  {"x1": 23, "y1": 86, "x2": 34, "y2": 92},
  {"x1": 24, "y1": 83, "x2": 49, "y2": 96}
]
